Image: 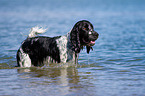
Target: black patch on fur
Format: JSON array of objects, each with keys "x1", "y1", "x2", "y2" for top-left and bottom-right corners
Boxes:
[
  {"x1": 86, "y1": 46, "x2": 93, "y2": 54},
  {"x1": 16, "y1": 49, "x2": 21, "y2": 67},
  {"x1": 21, "y1": 36, "x2": 61, "y2": 66}
]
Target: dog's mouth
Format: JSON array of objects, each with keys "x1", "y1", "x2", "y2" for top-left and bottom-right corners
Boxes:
[
  {"x1": 87, "y1": 41, "x2": 96, "y2": 46},
  {"x1": 86, "y1": 41, "x2": 96, "y2": 54},
  {"x1": 86, "y1": 35, "x2": 99, "y2": 46},
  {"x1": 82, "y1": 38, "x2": 97, "y2": 47}
]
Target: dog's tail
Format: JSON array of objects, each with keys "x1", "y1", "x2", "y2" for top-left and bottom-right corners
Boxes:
[{"x1": 28, "y1": 26, "x2": 47, "y2": 38}]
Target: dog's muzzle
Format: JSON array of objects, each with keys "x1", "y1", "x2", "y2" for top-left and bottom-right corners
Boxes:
[{"x1": 87, "y1": 31, "x2": 99, "y2": 46}]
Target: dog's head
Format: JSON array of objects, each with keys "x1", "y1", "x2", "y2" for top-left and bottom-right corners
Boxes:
[{"x1": 70, "y1": 20, "x2": 99, "y2": 53}]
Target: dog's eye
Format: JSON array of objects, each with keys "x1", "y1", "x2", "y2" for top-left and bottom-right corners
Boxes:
[{"x1": 89, "y1": 31, "x2": 92, "y2": 35}]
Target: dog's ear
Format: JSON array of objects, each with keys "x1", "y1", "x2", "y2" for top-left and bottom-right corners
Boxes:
[{"x1": 70, "y1": 23, "x2": 81, "y2": 53}]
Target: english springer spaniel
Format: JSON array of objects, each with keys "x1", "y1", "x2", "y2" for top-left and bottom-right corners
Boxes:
[{"x1": 16, "y1": 20, "x2": 99, "y2": 67}]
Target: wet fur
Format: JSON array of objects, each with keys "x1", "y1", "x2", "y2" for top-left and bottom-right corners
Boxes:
[{"x1": 17, "y1": 20, "x2": 99, "y2": 67}]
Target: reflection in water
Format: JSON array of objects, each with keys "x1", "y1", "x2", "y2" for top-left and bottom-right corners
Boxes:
[{"x1": 17, "y1": 65, "x2": 81, "y2": 95}]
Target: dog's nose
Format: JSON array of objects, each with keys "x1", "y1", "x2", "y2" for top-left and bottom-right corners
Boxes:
[
  {"x1": 96, "y1": 32, "x2": 99, "y2": 37},
  {"x1": 94, "y1": 31, "x2": 99, "y2": 38}
]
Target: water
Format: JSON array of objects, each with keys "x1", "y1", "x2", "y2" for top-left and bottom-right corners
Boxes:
[{"x1": 0, "y1": 0, "x2": 145, "y2": 95}]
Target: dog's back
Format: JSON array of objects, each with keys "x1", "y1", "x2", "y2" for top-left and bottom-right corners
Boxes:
[{"x1": 17, "y1": 36, "x2": 62, "y2": 67}]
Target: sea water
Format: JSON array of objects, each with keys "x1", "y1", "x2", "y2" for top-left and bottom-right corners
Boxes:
[{"x1": 0, "y1": 0, "x2": 145, "y2": 95}]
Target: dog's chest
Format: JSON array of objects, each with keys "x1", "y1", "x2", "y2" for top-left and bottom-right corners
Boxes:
[{"x1": 56, "y1": 35, "x2": 76, "y2": 63}]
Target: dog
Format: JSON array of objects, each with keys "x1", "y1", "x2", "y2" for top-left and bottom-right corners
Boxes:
[{"x1": 16, "y1": 20, "x2": 99, "y2": 67}]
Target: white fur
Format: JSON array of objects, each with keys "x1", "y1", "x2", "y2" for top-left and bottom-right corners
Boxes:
[
  {"x1": 18, "y1": 48, "x2": 31, "y2": 67},
  {"x1": 28, "y1": 26, "x2": 47, "y2": 38},
  {"x1": 56, "y1": 35, "x2": 68, "y2": 63},
  {"x1": 44, "y1": 56, "x2": 58, "y2": 64},
  {"x1": 56, "y1": 33, "x2": 77, "y2": 63}
]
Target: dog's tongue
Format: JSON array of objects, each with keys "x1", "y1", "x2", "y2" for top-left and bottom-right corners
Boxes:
[
  {"x1": 88, "y1": 41, "x2": 95, "y2": 46},
  {"x1": 90, "y1": 41, "x2": 95, "y2": 44}
]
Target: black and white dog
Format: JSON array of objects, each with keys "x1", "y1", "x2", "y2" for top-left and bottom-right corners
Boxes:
[{"x1": 17, "y1": 20, "x2": 99, "y2": 67}]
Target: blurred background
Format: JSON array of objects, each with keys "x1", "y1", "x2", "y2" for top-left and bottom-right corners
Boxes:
[{"x1": 0, "y1": 0, "x2": 145, "y2": 96}]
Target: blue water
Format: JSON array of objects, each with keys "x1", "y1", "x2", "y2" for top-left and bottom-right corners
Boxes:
[{"x1": 0, "y1": 0, "x2": 145, "y2": 95}]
